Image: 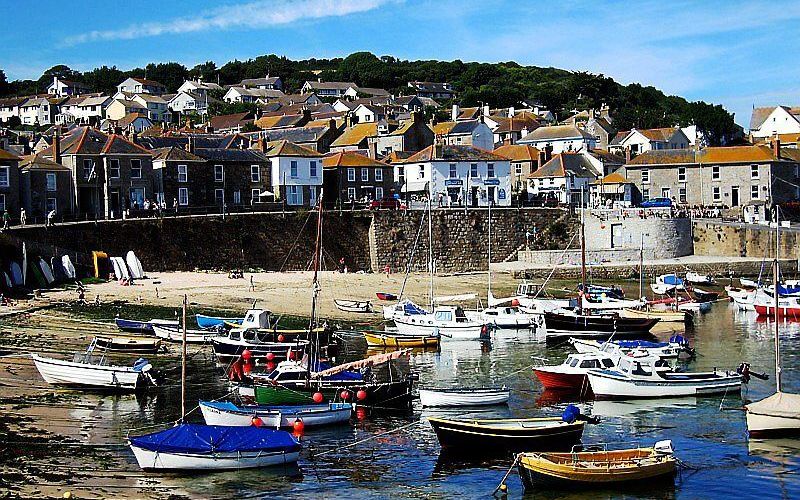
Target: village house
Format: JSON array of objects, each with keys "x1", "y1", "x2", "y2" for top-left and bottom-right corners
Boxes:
[
  {"x1": 394, "y1": 95, "x2": 425, "y2": 112},
  {"x1": 209, "y1": 112, "x2": 256, "y2": 134},
  {"x1": 261, "y1": 140, "x2": 324, "y2": 207},
  {"x1": 0, "y1": 148, "x2": 21, "y2": 216},
  {"x1": 116, "y1": 77, "x2": 167, "y2": 95},
  {"x1": 407, "y1": 81, "x2": 455, "y2": 101},
  {"x1": 609, "y1": 127, "x2": 690, "y2": 157},
  {"x1": 527, "y1": 152, "x2": 600, "y2": 206},
  {"x1": 584, "y1": 116, "x2": 616, "y2": 151},
  {"x1": 623, "y1": 142, "x2": 800, "y2": 208},
  {"x1": 101, "y1": 113, "x2": 154, "y2": 134},
  {"x1": 105, "y1": 99, "x2": 148, "y2": 122},
  {"x1": 329, "y1": 122, "x2": 378, "y2": 154},
  {"x1": 749, "y1": 106, "x2": 800, "y2": 139},
  {"x1": 485, "y1": 110, "x2": 541, "y2": 145},
  {"x1": 0, "y1": 97, "x2": 27, "y2": 124},
  {"x1": 394, "y1": 144, "x2": 512, "y2": 207},
  {"x1": 332, "y1": 96, "x2": 393, "y2": 113},
  {"x1": 239, "y1": 76, "x2": 283, "y2": 91},
  {"x1": 493, "y1": 144, "x2": 541, "y2": 201},
  {"x1": 39, "y1": 127, "x2": 154, "y2": 218},
  {"x1": 431, "y1": 120, "x2": 494, "y2": 151},
  {"x1": 518, "y1": 124, "x2": 597, "y2": 154},
  {"x1": 19, "y1": 97, "x2": 65, "y2": 126},
  {"x1": 188, "y1": 142, "x2": 272, "y2": 208},
  {"x1": 249, "y1": 120, "x2": 341, "y2": 153},
  {"x1": 322, "y1": 151, "x2": 395, "y2": 206},
  {"x1": 371, "y1": 112, "x2": 435, "y2": 157},
  {"x1": 177, "y1": 79, "x2": 223, "y2": 96},
  {"x1": 254, "y1": 112, "x2": 310, "y2": 130},
  {"x1": 151, "y1": 145, "x2": 207, "y2": 208},
  {"x1": 301, "y1": 81, "x2": 359, "y2": 99},
  {"x1": 46, "y1": 77, "x2": 92, "y2": 97},
  {"x1": 168, "y1": 91, "x2": 220, "y2": 118},
  {"x1": 344, "y1": 86, "x2": 390, "y2": 99},
  {"x1": 590, "y1": 170, "x2": 636, "y2": 207},
  {"x1": 223, "y1": 87, "x2": 285, "y2": 103},
  {"x1": 18, "y1": 153, "x2": 74, "y2": 219}
]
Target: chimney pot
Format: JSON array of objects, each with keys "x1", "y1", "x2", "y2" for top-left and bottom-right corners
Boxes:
[
  {"x1": 451, "y1": 104, "x2": 459, "y2": 122},
  {"x1": 774, "y1": 138, "x2": 781, "y2": 159}
]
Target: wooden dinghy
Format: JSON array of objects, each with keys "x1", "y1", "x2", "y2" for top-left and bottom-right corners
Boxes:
[
  {"x1": 152, "y1": 324, "x2": 212, "y2": 344},
  {"x1": 93, "y1": 336, "x2": 162, "y2": 354},
  {"x1": 31, "y1": 353, "x2": 157, "y2": 391},
  {"x1": 363, "y1": 331, "x2": 439, "y2": 348},
  {"x1": 517, "y1": 440, "x2": 676, "y2": 490},
  {"x1": 428, "y1": 416, "x2": 585, "y2": 453},
  {"x1": 419, "y1": 387, "x2": 509, "y2": 407},
  {"x1": 620, "y1": 307, "x2": 691, "y2": 323},
  {"x1": 334, "y1": 299, "x2": 373, "y2": 313},
  {"x1": 200, "y1": 401, "x2": 353, "y2": 428}
]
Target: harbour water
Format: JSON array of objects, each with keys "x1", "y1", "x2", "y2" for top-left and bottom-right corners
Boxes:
[{"x1": 2, "y1": 300, "x2": 799, "y2": 499}]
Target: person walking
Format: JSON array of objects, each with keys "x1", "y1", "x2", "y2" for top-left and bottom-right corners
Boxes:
[
  {"x1": 46, "y1": 209, "x2": 56, "y2": 227},
  {"x1": 2, "y1": 210, "x2": 9, "y2": 230},
  {"x1": 19, "y1": 208, "x2": 26, "y2": 226}
]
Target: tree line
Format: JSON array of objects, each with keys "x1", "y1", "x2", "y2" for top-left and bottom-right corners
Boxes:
[{"x1": 0, "y1": 51, "x2": 739, "y2": 145}]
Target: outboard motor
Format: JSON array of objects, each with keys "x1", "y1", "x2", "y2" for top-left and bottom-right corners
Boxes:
[
  {"x1": 133, "y1": 357, "x2": 160, "y2": 387},
  {"x1": 561, "y1": 404, "x2": 600, "y2": 425},
  {"x1": 670, "y1": 334, "x2": 696, "y2": 358},
  {"x1": 653, "y1": 439, "x2": 674, "y2": 455},
  {"x1": 737, "y1": 362, "x2": 768, "y2": 383}
]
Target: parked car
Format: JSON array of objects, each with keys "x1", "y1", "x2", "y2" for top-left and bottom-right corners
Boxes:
[
  {"x1": 640, "y1": 197, "x2": 672, "y2": 208},
  {"x1": 369, "y1": 197, "x2": 407, "y2": 210},
  {"x1": 530, "y1": 193, "x2": 560, "y2": 208}
]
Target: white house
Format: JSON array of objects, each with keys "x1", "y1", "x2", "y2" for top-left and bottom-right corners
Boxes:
[
  {"x1": 177, "y1": 79, "x2": 223, "y2": 96},
  {"x1": 168, "y1": 91, "x2": 215, "y2": 116},
  {"x1": 19, "y1": 97, "x2": 60, "y2": 126},
  {"x1": 749, "y1": 106, "x2": 800, "y2": 139},
  {"x1": 518, "y1": 124, "x2": 597, "y2": 153},
  {"x1": 263, "y1": 140, "x2": 324, "y2": 206},
  {"x1": 527, "y1": 152, "x2": 600, "y2": 205},
  {"x1": 130, "y1": 93, "x2": 168, "y2": 122},
  {"x1": 116, "y1": 77, "x2": 167, "y2": 95},
  {"x1": 609, "y1": 127, "x2": 689, "y2": 156},
  {"x1": 395, "y1": 144, "x2": 512, "y2": 207},
  {"x1": 47, "y1": 77, "x2": 92, "y2": 97},
  {"x1": 223, "y1": 86, "x2": 285, "y2": 103},
  {"x1": 352, "y1": 104, "x2": 387, "y2": 123},
  {"x1": 0, "y1": 97, "x2": 26, "y2": 123},
  {"x1": 343, "y1": 86, "x2": 390, "y2": 99},
  {"x1": 432, "y1": 120, "x2": 494, "y2": 151},
  {"x1": 301, "y1": 81, "x2": 358, "y2": 98},
  {"x1": 240, "y1": 76, "x2": 283, "y2": 90}
]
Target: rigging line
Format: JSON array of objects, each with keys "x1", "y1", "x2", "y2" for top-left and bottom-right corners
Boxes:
[
  {"x1": 532, "y1": 231, "x2": 580, "y2": 300},
  {"x1": 278, "y1": 209, "x2": 315, "y2": 272},
  {"x1": 398, "y1": 212, "x2": 427, "y2": 300},
  {"x1": 310, "y1": 419, "x2": 424, "y2": 458}
]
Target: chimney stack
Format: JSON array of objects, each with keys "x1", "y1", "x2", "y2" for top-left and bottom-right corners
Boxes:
[
  {"x1": 545, "y1": 144, "x2": 553, "y2": 162},
  {"x1": 482, "y1": 105, "x2": 490, "y2": 117},
  {"x1": 625, "y1": 146, "x2": 632, "y2": 164},
  {"x1": 451, "y1": 104, "x2": 460, "y2": 122},
  {"x1": 187, "y1": 136, "x2": 195, "y2": 153},
  {"x1": 773, "y1": 137, "x2": 781, "y2": 159},
  {"x1": 53, "y1": 128, "x2": 61, "y2": 165}
]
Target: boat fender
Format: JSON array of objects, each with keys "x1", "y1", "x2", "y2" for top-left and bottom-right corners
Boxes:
[
  {"x1": 653, "y1": 440, "x2": 674, "y2": 455},
  {"x1": 480, "y1": 324, "x2": 490, "y2": 340}
]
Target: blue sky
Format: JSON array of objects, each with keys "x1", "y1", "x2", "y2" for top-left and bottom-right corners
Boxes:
[{"x1": 2, "y1": 0, "x2": 798, "y2": 127}]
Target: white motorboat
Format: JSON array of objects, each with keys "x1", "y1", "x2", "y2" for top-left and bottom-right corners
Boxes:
[
  {"x1": 587, "y1": 354, "x2": 742, "y2": 399},
  {"x1": 517, "y1": 297, "x2": 574, "y2": 314},
  {"x1": 419, "y1": 387, "x2": 510, "y2": 407},
  {"x1": 334, "y1": 299, "x2": 373, "y2": 313},
  {"x1": 686, "y1": 271, "x2": 714, "y2": 285},
  {"x1": 650, "y1": 274, "x2": 685, "y2": 295},
  {"x1": 200, "y1": 401, "x2": 353, "y2": 428},
  {"x1": 677, "y1": 301, "x2": 712, "y2": 313},
  {"x1": 533, "y1": 351, "x2": 618, "y2": 392},
  {"x1": 467, "y1": 306, "x2": 534, "y2": 328},
  {"x1": 580, "y1": 296, "x2": 646, "y2": 311},
  {"x1": 726, "y1": 286, "x2": 756, "y2": 311},
  {"x1": 31, "y1": 353, "x2": 156, "y2": 390},
  {"x1": 570, "y1": 336, "x2": 692, "y2": 360},
  {"x1": 394, "y1": 305, "x2": 489, "y2": 340},
  {"x1": 152, "y1": 324, "x2": 213, "y2": 344}
]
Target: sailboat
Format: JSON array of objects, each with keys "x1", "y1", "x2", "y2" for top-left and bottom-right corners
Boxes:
[{"x1": 746, "y1": 210, "x2": 800, "y2": 438}]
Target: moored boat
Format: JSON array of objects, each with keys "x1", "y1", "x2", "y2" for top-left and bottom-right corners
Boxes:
[
  {"x1": 516, "y1": 440, "x2": 676, "y2": 490},
  {"x1": 686, "y1": 271, "x2": 714, "y2": 285},
  {"x1": 31, "y1": 353, "x2": 157, "y2": 390},
  {"x1": 620, "y1": 307, "x2": 690, "y2": 323},
  {"x1": 196, "y1": 314, "x2": 243, "y2": 329},
  {"x1": 746, "y1": 392, "x2": 800, "y2": 438},
  {"x1": 152, "y1": 324, "x2": 212, "y2": 344},
  {"x1": 533, "y1": 351, "x2": 617, "y2": 392},
  {"x1": 419, "y1": 387, "x2": 509, "y2": 407},
  {"x1": 93, "y1": 336, "x2": 162, "y2": 354},
  {"x1": 115, "y1": 318, "x2": 178, "y2": 334},
  {"x1": 334, "y1": 299, "x2": 374, "y2": 313},
  {"x1": 394, "y1": 305, "x2": 490, "y2": 341},
  {"x1": 211, "y1": 328, "x2": 309, "y2": 361},
  {"x1": 543, "y1": 311, "x2": 659, "y2": 340},
  {"x1": 376, "y1": 292, "x2": 398, "y2": 301},
  {"x1": 363, "y1": 331, "x2": 440, "y2": 348},
  {"x1": 570, "y1": 336, "x2": 692, "y2": 360},
  {"x1": 199, "y1": 400, "x2": 353, "y2": 428}
]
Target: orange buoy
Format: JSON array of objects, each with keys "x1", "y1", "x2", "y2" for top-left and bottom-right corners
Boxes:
[
  {"x1": 356, "y1": 389, "x2": 367, "y2": 401},
  {"x1": 312, "y1": 392, "x2": 324, "y2": 403},
  {"x1": 340, "y1": 390, "x2": 351, "y2": 401},
  {"x1": 293, "y1": 418, "x2": 305, "y2": 434},
  {"x1": 251, "y1": 416, "x2": 263, "y2": 427},
  {"x1": 241, "y1": 349, "x2": 252, "y2": 361},
  {"x1": 277, "y1": 334, "x2": 286, "y2": 343}
]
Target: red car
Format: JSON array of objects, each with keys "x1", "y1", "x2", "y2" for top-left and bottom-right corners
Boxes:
[{"x1": 369, "y1": 198, "x2": 406, "y2": 210}]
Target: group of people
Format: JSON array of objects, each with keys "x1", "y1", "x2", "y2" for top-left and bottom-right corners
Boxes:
[
  {"x1": 129, "y1": 198, "x2": 172, "y2": 219},
  {"x1": 1, "y1": 208, "x2": 56, "y2": 229}
]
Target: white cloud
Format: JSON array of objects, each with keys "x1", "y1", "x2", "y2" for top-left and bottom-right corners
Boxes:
[{"x1": 66, "y1": 0, "x2": 396, "y2": 44}]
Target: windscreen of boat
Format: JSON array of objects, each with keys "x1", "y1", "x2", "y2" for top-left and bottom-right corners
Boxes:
[
  {"x1": 435, "y1": 311, "x2": 453, "y2": 322},
  {"x1": 602, "y1": 358, "x2": 615, "y2": 368},
  {"x1": 243, "y1": 330, "x2": 257, "y2": 342},
  {"x1": 580, "y1": 359, "x2": 602, "y2": 369}
]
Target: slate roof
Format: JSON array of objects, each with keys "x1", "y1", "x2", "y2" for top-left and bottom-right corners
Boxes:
[
  {"x1": 19, "y1": 153, "x2": 70, "y2": 172},
  {"x1": 750, "y1": 106, "x2": 776, "y2": 131},
  {"x1": 132, "y1": 77, "x2": 165, "y2": 87},
  {"x1": 194, "y1": 148, "x2": 268, "y2": 162},
  {"x1": 137, "y1": 135, "x2": 229, "y2": 150},
  {"x1": 210, "y1": 112, "x2": 254, "y2": 131},
  {"x1": 520, "y1": 124, "x2": 595, "y2": 142},
  {"x1": 587, "y1": 149, "x2": 626, "y2": 164},
  {"x1": 610, "y1": 131, "x2": 629, "y2": 145},
  {"x1": 241, "y1": 76, "x2": 281, "y2": 87},
  {"x1": 355, "y1": 87, "x2": 390, "y2": 97},
  {"x1": 408, "y1": 81, "x2": 453, "y2": 93},
  {"x1": 491, "y1": 115, "x2": 540, "y2": 133},
  {"x1": 252, "y1": 125, "x2": 331, "y2": 144},
  {"x1": 151, "y1": 146, "x2": 206, "y2": 162},
  {"x1": 400, "y1": 144, "x2": 507, "y2": 163},
  {"x1": 529, "y1": 153, "x2": 597, "y2": 179},
  {"x1": 306, "y1": 81, "x2": 357, "y2": 90},
  {"x1": 263, "y1": 140, "x2": 322, "y2": 158},
  {"x1": 0, "y1": 148, "x2": 20, "y2": 161},
  {"x1": 39, "y1": 127, "x2": 152, "y2": 156},
  {"x1": 323, "y1": 151, "x2": 389, "y2": 168}
]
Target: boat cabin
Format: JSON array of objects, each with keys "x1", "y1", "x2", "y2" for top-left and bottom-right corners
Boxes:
[
  {"x1": 516, "y1": 282, "x2": 543, "y2": 297},
  {"x1": 238, "y1": 309, "x2": 273, "y2": 330},
  {"x1": 434, "y1": 306, "x2": 471, "y2": 324},
  {"x1": 564, "y1": 353, "x2": 616, "y2": 370},
  {"x1": 613, "y1": 355, "x2": 673, "y2": 378}
]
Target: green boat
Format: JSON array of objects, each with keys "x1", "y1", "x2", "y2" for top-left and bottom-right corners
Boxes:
[{"x1": 254, "y1": 385, "x2": 315, "y2": 405}]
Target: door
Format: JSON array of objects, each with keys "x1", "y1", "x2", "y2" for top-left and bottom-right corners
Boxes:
[
  {"x1": 471, "y1": 187, "x2": 479, "y2": 208},
  {"x1": 488, "y1": 186, "x2": 496, "y2": 206},
  {"x1": 309, "y1": 187, "x2": 317, "y2": 207},
  {"x1": 109, "y1": 188, "x2": 120, "y2": 218},
  {"x1": 610, "y1": 223, "x2": 623, "y2": 248},
  {"x1": 731, "y1": 186, "x2": 739, "y2": 206}
]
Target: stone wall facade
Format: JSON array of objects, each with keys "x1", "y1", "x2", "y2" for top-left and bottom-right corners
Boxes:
[
  {"x1": 583, "y1": 215, "x2": 693, "y2": 259},
  {"x1": 693, "y1": 220, "x2": 800, "y2": 259}
]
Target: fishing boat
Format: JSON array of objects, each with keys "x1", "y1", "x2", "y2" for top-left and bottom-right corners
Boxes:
[
  {"x1": 31, "y1": 353, "x2": 157, "y2": 390},
  {"x1": 533, "y1": 351, "x2": 618, "y2": 392},
  {"x1": 620, "y1": 307, "x2": 691, "y2": 323},
  {"x1": 394, "y1": 305, "x2": 490, "y2": 340},
  {"x1": 726, "y1": 286, "x2": 756, "y2": 311},
  {"x1": 363, "y1": 331, "x2": 440, "y2": 348},
  {"x1": 586, "y1": 353, "x2": 742, "y2": 399},
  {"x1": 570, "y1": 335, "x2": 693, "y2": 360},
  {"x1": 419, "y1": 387, "x2": 509, "y2": 407},
  {"x1": 753, "y1": 289, "x2": 800, "y2": 318},
  {"x1": 542, "y1": 311, "x2": 659, "y2": 340},
  {"x1": 93, "y1": 336, "x2": 162, "y2": 354},
  {"x1": 516, "y1": 440, "x2": 676, "y2": 490},
  {"x1": 334, "y1": 299, "x2": 373, "y2": 313},
  {"x1": 686, "y1": 271, "x2": 714, "y2": 285},
  {"x1": 152, "y1": 324, "x2": 212, "y2": 344},
  {"x1": 199, "y1": 401, "x2": 353, "y2": 428},
  {"x1": 691, "y1": 287, "x2": 719, "y2": 302},
  {"x1": 376, "y1": 292, "x2": 398, "y2": 301},
  {"x1": 211, "y1": 329, "x2": 309, "y2": 361},
  {"x1": 746, "y1": 215, "x2": 800, "y2": 438},
  {"x1": 128, "y1": 423, "x2": 301, "y2": 470},
  {"x1": 115, "y1": 317, "x2": 178, "y2": 334},
  {"x1": 650, "y1": 274, "x2": 684, "y2": 295},
  {"x1": 428, "y1": 414, "x2": 586, "y2": 453},
  {"x1": 196, "y1": 314, "x2": 243, "y2": 329}
]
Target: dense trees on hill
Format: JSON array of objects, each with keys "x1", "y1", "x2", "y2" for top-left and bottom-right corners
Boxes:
[{"x1": 0, "y1": 51, "x2": 738, "y2": 144}]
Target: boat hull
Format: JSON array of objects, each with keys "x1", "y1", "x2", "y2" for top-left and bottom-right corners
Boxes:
[
  {"x1": 152, "y1": 325, "x2": 211, "y2": 344},
  {"x1": 200, "y1": 402, "x2": 352, "y2": 428},
  {"x1": 587, "y1": 371, "x2": 741, "y2": 399},
  {"x1": 196, "y1": 314, "x2": 242, "y2": 329},
  {"x1": 419, "y1": 388, "x2": 509, "y2": 407},
  {"x1": 428, "y1": 417, "x2": 584, "y2": 453},
  {"x1": 543, "y1": 312, "x2": 658, "y2": 335},
  {"x1": 94, "y1": 337, "x2": 162, "y2": 354},
  {"x1": 254, "y1": 379, "x2": 414, "y2": 409},
  {"x1": 533, "y1": 370, "x2": 588, "y2": 392},
  {"x1": 31, "y1": 354, "x2": 141, "y2": 390},
  {"x1": 394, "y1": 317, "x2": 487, "y2": 340},
  {"x1": 129, "y1": 444, "x2": 299, "y2": 470},
  {"x1": 211, "y1": 338, "x2": 307, "y2": 360},
  {"x1": 363, "y1": 332, "x2": 440, "y2": 348}
]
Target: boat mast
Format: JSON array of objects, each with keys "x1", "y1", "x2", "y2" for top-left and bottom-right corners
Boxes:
[
  {"x1": 428, "y1": 196, "x2": 434, "y2": 311},
  {"x1": 580, "y1": 186, "x2": 587, "y2": 315},
  {"x1": 639, "y1": 233, "x2": 644, "y2": 299},
  {"x1": 181, "y1": 294, "x2": 187, "y2": 422},
  {"x1": 308, "y1": 191, "x2": 324, "y2": 380},
  {"x1": 774, "y1": 207, "x2": 782, "y2": 392},
  {"x1": 488, "y1": 197, "x2": 492, "y2": 304}
]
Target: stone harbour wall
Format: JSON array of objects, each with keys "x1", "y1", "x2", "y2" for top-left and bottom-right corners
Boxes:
[{"x1": 693, "y1": 220, "x2": 800, "y2": 259}]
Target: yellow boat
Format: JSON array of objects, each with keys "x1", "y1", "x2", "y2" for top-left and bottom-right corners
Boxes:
[
  {"x1": 517, "y1": 441, "x2": 676, "y2": 490},
  {"x1": 363, "y1": 332, "x2": 440, "y2": 348},
  {"x1": 621, "y1": 307, "x2": 690, "y2": 323}
]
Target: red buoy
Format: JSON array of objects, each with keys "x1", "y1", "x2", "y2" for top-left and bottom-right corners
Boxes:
[
  {"x1": 293, "y1": 418, "x2": 305, "y2": 434},
  {"x1": 251, "y1": 416, "x2": 263, "y2": 427},
  {"x1": 356, "y1": 389, "x2": 367, "y2": 401},
  {"x1": 287, "y1": 351, "x2": 296, "y2": 360},
  {"x1": 340, "y1": 390, "x2": 351, "y2": 401},
  {"x1": 511, "y1": 298, "x2": 519, "y2": 307},
  {"x1": 242, "y1": 360, "x2": 253, "y2": 375},
  {"x1": 266, "y1": 361, "x2": 276, "y2": 372},
  {"x1": 265, "y1": 352, "x2": 275, "y2": 361},
  {"x1": 241, "y1": 349, "x2": 252, "y2": 361},
  {"x1": 312, "y1": 392, "x2": 324, "y2": 403},
  {"x1": 277, "y1": 334, "x2": 286, "y2": 343},
  {"x1": 356, "y1": 407, "x2": 367, "y2": 421}
]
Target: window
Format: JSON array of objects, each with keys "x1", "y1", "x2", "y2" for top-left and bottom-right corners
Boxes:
[
  {"x1": 109, "y1": 159, "x2": 120, "y2": 179},
  {"x1": 347, "y1": 168, "x2": 356, "y2": 182},
  {"x1": 661, "y1": 187, "x2": 670, "y2": 198},
  {"x1": 130, "y1": 187, "x2": 145, "y2": 207},
  {"x1": 679, "y1": 187, "x2": 687, "y2": 203},
  {"x1": 83, "y1": 159, "x2": 93, "y2": 180},
  {"x1": 310, "y1": 161, "x2": 318, "y2": 178},
  {"x1": 418, "y1": 165, "x2": 424, "y2": 179},
  {"x1": 470, "y1": 163, "x2": 478, "y2": 178},
  {"x1": 712, "y1": 166, "x2": 720, "y2": 180},
  {"x1": 251, "y1": 188, "x2": 261, "y2": 203},
  {"x1": 347, "y1": 187, "x2": 356, "y2": 200},
  {"x1": 0, "y1": 166, "x2": 9, "y2": 187},
  {"x1": 488, "y1": 163, "x2": 495, "y2": 178},
  {"x1": 750, "y1": 164, "x2": 759, "y2": 179},
  {"x1": 290, "y1": 160, "x2": 298, "y2": 178},
  {"x1": 214, "y1": 165, "x2": 224, "y2": 182},
  {"x1": 449, "y1": 163, "x2": 457, "y2": 178},
  {"x1": 178, "y1": 165, "x2": 188, "y2": 183},
  {"x1": 642, "y1": 188, "x2": 650, "y2": 201},
  {"x1": 678, "y1": 167, "x2": 686, "y2": 182},
  {"x1": 641, "y1": 169, "x2": 650, "y2": 184},
  {"x1": 0, "y1": 194, "x2": 5, "y2": 212},
  {"x1": 361, "y1": 168, "x2": 369, "y2": 182},
  {"x1": 288, "y1": 185, "x2": 303, "y2": 205},
  {"x1": 376, "y1": 187, "x2": 384, "y2": 200},
  {"x1": 712, "y1": 186, "x2": 721, "y2": 202},
  {"x1": 130, "y1": 159, "x2": 142, "y2": 179},
  {"x1": 751, "y1": 184, "x2": 759, "y2": 200},
  {"x1": 215, "y1": 189, "x2": 225, "y2": 205},
  {"x1": 375, "y1": 168, "x2": 383, "y2": 182},
  {"x1": 46, "y1": 173, "x2": 56, "y2": 192},
  {"x1": 46, "y1": 197, "x2": 57, "y2": 213},
  {"x1": 233, "y1": 190, "x2": 241, "y2": 204},
  {"x1": 515, "y1": 164, "x2": 522, "y2": 175},
  {"x1": 398, "y1": 166, "x2": 405, "y2": 185},
  {"x1": 251, "y1": 165, "x2": 260, "y2": 182},
  {"x1": 178, "y1": 187, "x2": 188, "y2": 206}
]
